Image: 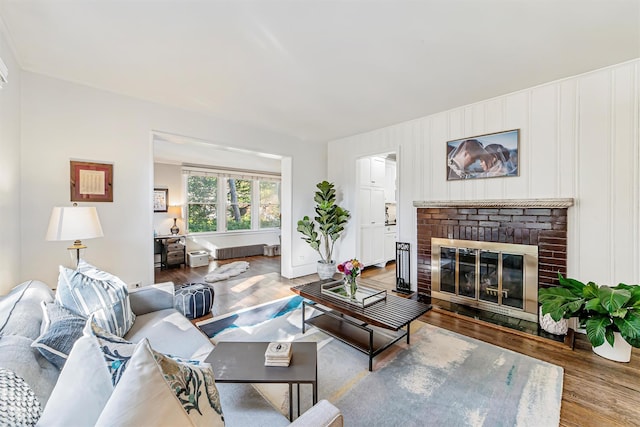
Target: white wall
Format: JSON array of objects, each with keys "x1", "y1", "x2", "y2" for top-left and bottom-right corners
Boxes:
[
  {"x1": 153, "y1": 163, "x2": 184, "y2": 236},
  {"x1": 20, "y1": 72, "x2": 326, "y2": 288},
  {"x1": 329, "y1": 59, "x2": 640, "y2": 289},
  {"x1": 0, "y1": 27, "x2": 21, "y2": 294}
]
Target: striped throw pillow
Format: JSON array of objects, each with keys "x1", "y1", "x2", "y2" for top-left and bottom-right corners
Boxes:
[{"x1": 56, "y1": 262, "x2": 135, "y2": 337}]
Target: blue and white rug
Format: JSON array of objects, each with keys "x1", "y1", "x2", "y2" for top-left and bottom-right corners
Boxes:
[
  {"x1": 199, "y1": 296, "x2": 563, "y2": 427},
  {"x1": 197, "y1": 295, "x2": 304, "y2": 338}
]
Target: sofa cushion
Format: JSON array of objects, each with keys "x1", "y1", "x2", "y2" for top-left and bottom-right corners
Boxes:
[
  {"x1": 56, "y1": 264, "x2": 135, "y2": 337},
  {"x1": 124, "y1": 308, "x2": 213, "y2": 361},
  {"x1": 0, "y1": 368, "x2": 42, "y2": 426},
  {"x1": 0, "y1": 335, "x2": 59, "y2": 410},
  {"x1": 0, "y1": 280, "x2": 54, "y2": 340},
  {"x1": 31, "y1": 302, "x2": 87, "y2": 370},
  {"x1": 95, "y1": 339, "x2": 224, "y2": 427},
  {"x1": 36, "y1": 334, "x2": 113, "y2": 427}
]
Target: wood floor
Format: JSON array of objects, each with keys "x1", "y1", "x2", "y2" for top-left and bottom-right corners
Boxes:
[{"x1": 156, "y1": 256, "x2": 640, "y2": 427}]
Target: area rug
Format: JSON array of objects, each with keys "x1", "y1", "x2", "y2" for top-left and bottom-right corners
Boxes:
[
  {"x1": 197, "y1": 295, "x2": 303, "y2": 337},
  {"x1": 201, "y1": 297, "x2": 564, "y2": 426},
  {"x1": 204, "y1": 261, "x2": 250, "y2": 283}
]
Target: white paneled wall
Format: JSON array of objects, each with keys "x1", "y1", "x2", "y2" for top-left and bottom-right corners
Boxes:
[{"x1": 328, "y1": 59, "x2": 639, "y2": 288}]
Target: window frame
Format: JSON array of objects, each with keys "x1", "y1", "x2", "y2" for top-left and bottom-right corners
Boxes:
[{"x1": 183, "y1": 169, "x2": 280, "y2": 235}]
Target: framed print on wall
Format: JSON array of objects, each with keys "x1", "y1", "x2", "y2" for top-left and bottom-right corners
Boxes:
[
  {"x1": 154, "y1": 188, "x2": 168, "y2": 212},
  {"x1": 446, "y1": 129, "x2": 520, "y2": 181},
  {"x1": 70, "y1": 160, "x2": 114, "y2": 202}
]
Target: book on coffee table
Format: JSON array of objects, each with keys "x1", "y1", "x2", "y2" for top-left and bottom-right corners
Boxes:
[{"x1": 265, "y1": 342, "x2": 292, "y2": 367}]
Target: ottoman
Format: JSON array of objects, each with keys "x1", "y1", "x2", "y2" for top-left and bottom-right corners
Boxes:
[{"x1": 173, "y1": 283, "x2": 215, "y2": 320}]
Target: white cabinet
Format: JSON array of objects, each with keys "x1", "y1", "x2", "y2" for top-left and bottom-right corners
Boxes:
[
  {"x1": 358, "y1": 157, "x2": 385, "y2": 188},
  {"x1": 358, "y1": 187, "x2": 385, "y2": 266},
  {"x1": 359, "y1": 187, "x2": 385, "y2": 226},
  {"x1": 384, "y1": 225, "x2": 397, "y2": 263},
  {"x1": 384, "y1": 160, "x2": 396, "y2": 203},
  {"x1": 358, "y1": 155, "x2": 391, "y2": 267},
  {"x1": 361, "y1": 225, "x2": 385, "y2": 266}
]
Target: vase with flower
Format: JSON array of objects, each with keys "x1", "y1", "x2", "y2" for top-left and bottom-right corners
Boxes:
[{"x1": 337, "y1": 258, "x2": 362, "y2": 298}]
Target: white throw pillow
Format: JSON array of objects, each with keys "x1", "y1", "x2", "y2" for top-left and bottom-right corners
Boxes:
[
  {"x1": 36, "y1": 334, "x2": 113, "y2": 427},
  {"x1": 55, "y1": 263, "x2": 135, "y2": 337},
  {"x1": 37, "y1": 316, "x2": 138, "y2": 427},
  {"x1": 95, "y1": 339, "x2": 225, "y2": 427}
]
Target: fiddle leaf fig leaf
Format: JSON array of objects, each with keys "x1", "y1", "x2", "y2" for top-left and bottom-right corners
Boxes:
[
  {"x1": 538, "y1": 287, "x2": 584, "y2": 320},
  {"x1": 626, "y1": 286, "x2": 640, "y2": 307},
  {"x1": 598, "y1": 286, "x2": 631, "y2": 314},
  {"x1": 604, "y1": 328, "x2": 616, "y2": 347},
  {"x1": 613, "y1": 312, "x2": 640, "y2": 347},
  {"x1": 558, "y1": 274, "x2": 586, "y2": 295},
  {"x1": 584, "y1": 298, "x2": 608, "y2": 314},
  {"x1": 582, "y1": 282, "x2": 599, "y2": 299},
  {"x1": 585, "y1": 316, "x2": 610, "y2": 348}
]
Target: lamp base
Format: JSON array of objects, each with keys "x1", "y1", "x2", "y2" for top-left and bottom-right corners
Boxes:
[{"x1": 170, "y1": 219, "x2": 179, "y2": 235}]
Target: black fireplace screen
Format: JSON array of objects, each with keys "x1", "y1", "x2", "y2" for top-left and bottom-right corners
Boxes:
[{"x1": 395, "y1": 242, "x2": 411, "y2": 294}]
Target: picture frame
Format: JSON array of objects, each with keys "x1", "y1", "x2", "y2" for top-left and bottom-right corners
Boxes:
[
  {"x1": 70, "y1": 160, "x2": 114, "y2": 202},
  {"x1": 446, "y1": 129, "x2": 520, "y2": 181},
  {"x1": 154, "y1": 188, "x2": 169, "y2": 212}
]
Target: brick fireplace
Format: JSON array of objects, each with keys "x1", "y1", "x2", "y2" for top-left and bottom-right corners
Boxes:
[{"x1": 414, "y1": 199, "x2": 574, "y2": 310}]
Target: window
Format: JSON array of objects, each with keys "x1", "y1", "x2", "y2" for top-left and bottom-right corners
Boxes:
[
  {"x1": 184, "y1": 167, "x2": 280, "y2": 234},
  {"x1": 259, "y1": 181, "x2": 280, "y2": 228},
  {"x1": 226, "y1": 178, "x2": 251, "y2": 230},
  {"x1": 186, "y1": 175, "x2": 217, "y2": 232}
]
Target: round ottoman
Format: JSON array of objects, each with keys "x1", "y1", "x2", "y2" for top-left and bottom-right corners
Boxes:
[{"x1": 173, "y1": 283, "x2": 215, "y2": 320}]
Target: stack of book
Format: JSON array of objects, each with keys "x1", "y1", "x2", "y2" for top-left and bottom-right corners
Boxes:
[{"x1": 264, "y1": 342, "x2": 292, "y2": 367}]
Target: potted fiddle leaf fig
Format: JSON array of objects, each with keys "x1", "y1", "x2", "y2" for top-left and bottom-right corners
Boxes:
[
  {"x1": 297, "y1": 181, "x2": 351, "y2": 279},
  {"x1": 539, "y1": 273, "x2": 640, "y2": 362}
]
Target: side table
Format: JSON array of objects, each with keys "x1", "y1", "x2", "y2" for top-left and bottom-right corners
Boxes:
[
  {"x1": 205, "y1": 341, "x2": 317, "y2": 421},
  {"x1": 154, "y1": 234, "x2": 186, "y2": 269}
]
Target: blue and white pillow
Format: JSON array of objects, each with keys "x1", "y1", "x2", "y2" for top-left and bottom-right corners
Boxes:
[
  {"x1": 31, "y1": 302, "x2": 87, "y2": 370},
  {"x1": 94, "y1": 339, "x2": 225, "y2": 427},
  {"x1": 84, "y1": 318, "x2": 136, "y2": 386},
  {"x1": 56, "y1": 261, "x2": 135, "y2": 337}
]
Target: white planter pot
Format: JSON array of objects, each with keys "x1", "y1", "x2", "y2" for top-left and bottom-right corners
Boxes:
[
  {"x1": 539, "y1": 307, "x2": 569, "y2": 335},
  {"x1": 317, "y1": 260, "x2": 336, "y2": 280},
  {"x1": 592, "y1": 332, "x2": 632, "y2": 363}
]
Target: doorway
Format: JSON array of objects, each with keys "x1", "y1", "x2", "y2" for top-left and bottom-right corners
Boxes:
[{"x1": 151, "y1": 132, "x2": 288, "y2": 282}]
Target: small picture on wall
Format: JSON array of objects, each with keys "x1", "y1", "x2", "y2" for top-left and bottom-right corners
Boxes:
[
  {"x1": 70, "y1": 160, "x2": 114, "y2": 202},
  {"x1": 446, "y1": 129, "x2": 519, "y2": 181},
  {"x1": 154, "y1": 188, "x2": 168, "y2": 212}
]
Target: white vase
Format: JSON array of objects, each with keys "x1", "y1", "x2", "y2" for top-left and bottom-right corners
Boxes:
[
  {"x1": 592, "y1": 332, "x2": 632, "y2": 363},
  {"x1": 539, "y1": 307, "x2": 569, "y2": 335},
  {"x1": 317, "y1": 260, "x2": 336, "y2": 280}
]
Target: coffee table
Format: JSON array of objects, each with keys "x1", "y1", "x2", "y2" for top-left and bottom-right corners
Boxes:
[
  {"x1": 205, "y1": 341, "x2": 317, "y2": 421},
  {"x1": 291, "y1": 279, "x2": 431, "y2": 371}
]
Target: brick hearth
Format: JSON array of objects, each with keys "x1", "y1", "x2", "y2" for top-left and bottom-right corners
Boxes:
[{"x1": 414, "y1": 199, "x2": 573, "y2": 296}]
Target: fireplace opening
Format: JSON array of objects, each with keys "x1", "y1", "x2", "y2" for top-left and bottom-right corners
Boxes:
[{"x1": 432, "y1": 238, "x2": 538, "y2": 322}]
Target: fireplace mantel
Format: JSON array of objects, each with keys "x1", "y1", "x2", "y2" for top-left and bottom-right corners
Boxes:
[{"x1": 413, "y1": 198, "x2": 574, "y2": 209}]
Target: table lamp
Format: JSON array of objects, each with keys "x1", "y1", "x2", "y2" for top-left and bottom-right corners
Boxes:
[
  {"x1": 168, "y1": 205, "x2": 182, "y2": 235},
  {"x1": 46, "y1": 205, "x2": 104, "y2": 266}
]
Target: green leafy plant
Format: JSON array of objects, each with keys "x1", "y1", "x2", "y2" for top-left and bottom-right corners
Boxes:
[
  {"x1": 296, "y1": 181, "x2": 351, "y2": 264},
  {"x1": 539, "y1": 273, "x2": 640, "y2": 348}
]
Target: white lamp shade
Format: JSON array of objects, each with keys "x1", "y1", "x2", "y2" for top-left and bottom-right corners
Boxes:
[
  {"x1": 167, "y1": 205, "x2": 182, "y2": 219},
  {"x1": 46, "y1": 206, "x2": 104, "y2": 241}
]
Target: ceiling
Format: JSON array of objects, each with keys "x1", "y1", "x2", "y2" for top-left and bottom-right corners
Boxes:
[{"x1": 1, "y1": 0, "x2": 639, "y2": 143}]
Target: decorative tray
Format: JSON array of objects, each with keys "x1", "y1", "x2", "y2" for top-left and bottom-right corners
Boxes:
[{"x1": 320, "y1": 279, "x2": 387, "y2": 308}]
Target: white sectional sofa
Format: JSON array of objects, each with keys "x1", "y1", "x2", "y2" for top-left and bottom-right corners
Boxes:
[{"x1": 0, "y1": 279, "x2": 342, "y2": 426}]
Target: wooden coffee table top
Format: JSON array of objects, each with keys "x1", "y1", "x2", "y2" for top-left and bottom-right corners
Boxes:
[{"x1": 291, "y1": 280, "x2": 431, "y2": 330}]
